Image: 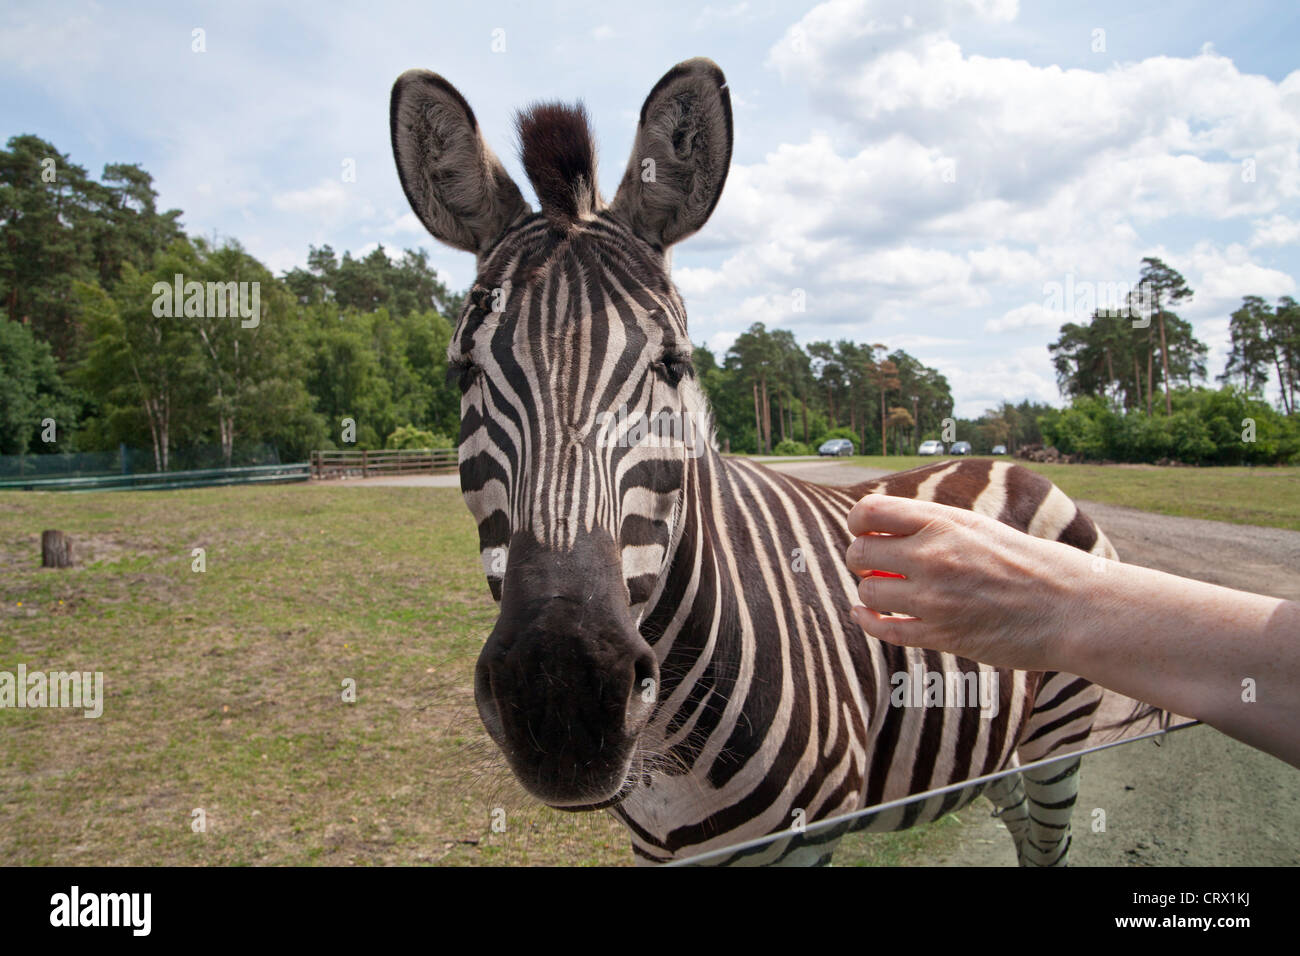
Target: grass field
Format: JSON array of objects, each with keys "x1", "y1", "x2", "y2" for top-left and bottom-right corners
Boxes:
[
  {"x1": 840, "y1": 456, "x2": 1300, "y2": 531},
  {"x1": 4, "y1": 458, "x2": 1293, "y2": 866},
  {"x1": 0, "y1": 484, "x2": 983, "y2": 866},
  {"x1": 0, "y1": 485, "x2": 630, "y2": 865}
]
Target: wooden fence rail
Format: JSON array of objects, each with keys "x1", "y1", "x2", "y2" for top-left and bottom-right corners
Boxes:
[{"x1": 310, "y1": 448, "x2": 458, "y2": 480}]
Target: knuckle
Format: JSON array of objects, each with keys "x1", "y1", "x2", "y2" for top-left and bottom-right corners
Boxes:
[
  {"x1": 857, "y1": 574, "x2": 877, "y2": 608},
  {"x1": 850, "y1": 493, "x2": 881, "y2": 530}
]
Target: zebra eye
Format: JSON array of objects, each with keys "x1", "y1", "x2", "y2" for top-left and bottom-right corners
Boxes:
[
  {"x1": 448, "y1": 357, "x2": 482, "y2": 392},
  {"x1": 653, "y1": 353, "x2": 693, "y2": 387}
]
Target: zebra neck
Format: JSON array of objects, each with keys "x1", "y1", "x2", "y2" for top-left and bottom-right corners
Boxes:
[
  {"x1": 637, "y1": 443, "x2": 734, "y2": 664},
  {"x1": 636, "y1": 450, "x2": 868, "y2": 757}
]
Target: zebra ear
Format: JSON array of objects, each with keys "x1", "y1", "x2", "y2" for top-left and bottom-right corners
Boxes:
[
  {"x1": 610, "y1": 58, "x2": 733, "y2": 250},
  {"x1": 390, "y1": 70, "x2": 531, "y2": 255}
]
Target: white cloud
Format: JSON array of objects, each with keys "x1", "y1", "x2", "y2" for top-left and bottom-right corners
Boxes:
[
  {"x1": 674, "y1": 0, "x2": 1300, "y2": 409},
  {"x1": 887, "y1": 333, "x2": 970, "y2": 349},
  {"x1": 984, "y1": 303, "x2": 1058, "y2": 333},
  {"x1": 673, "y1": 264, "x2": 734, "y2": 298},
  {"x1": 1179, "y1": 242, "x2": 1296, "y2": 311},
  {"x1": 939, "y1": 346, "x2": 1060, "y2": 418},
  {"x1": 258, "y1": 246, "x2": 308, "y2": 276},
  {"x1": 706, "y1": 329, "x2": 740, "y2": 358},
  {"x1": 1249, "y1": 214, "x2": 1300, "y2": 248},
  {"x1": 768, "y1": 0, "x2": 1019, "y2": 82},
  {"x1": 271, "y1": 179, "x2": 351, "y2": 215},
  {"x1": 383, "y1": 211, "x2": 427, "y2": 236}
]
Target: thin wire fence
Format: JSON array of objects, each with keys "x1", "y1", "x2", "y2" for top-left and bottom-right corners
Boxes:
[
  {"x1": 0, "y1": 443, "x2": 284, "y2": 480},
  {"x1": 668, "y1": 719, "x2": 1201, "y2": 866}
]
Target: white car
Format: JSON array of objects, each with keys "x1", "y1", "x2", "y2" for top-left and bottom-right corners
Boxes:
[{"x1": 918, "y1": 440, "x2": 945, "y2": 455}]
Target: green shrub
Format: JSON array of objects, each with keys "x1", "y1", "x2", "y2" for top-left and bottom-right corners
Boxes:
[
  {"x1": 1041, "y1": 396, "x2": 1108, "y2": 460},
  {"x1": 773, "y1": 439, "x2": 812, "y2": 455},
  {"x1": 1039, "y1": 387, "x2": 1298, "y2": 464},
  {"x1": 386, "y1": 425, "x2": 453, "y2": 450}
]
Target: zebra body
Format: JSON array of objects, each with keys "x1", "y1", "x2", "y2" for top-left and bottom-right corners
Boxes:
[
  {"x1": 389, "y1": 58, "x2": 1147, "y2": 866},
  {"x1": 612, "y1": 453, "x2": 1112, "y2": 865}
]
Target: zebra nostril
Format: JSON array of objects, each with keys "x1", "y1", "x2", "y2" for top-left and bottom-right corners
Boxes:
[
  {"x1": 474, "y1": 659, "x2": 506, "y2": 744},
  {"x1": 625, "y1": 649, "x2": 660, "y2": 733}
]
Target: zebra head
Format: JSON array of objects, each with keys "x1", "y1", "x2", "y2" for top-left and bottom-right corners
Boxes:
[{"x1": 391, "y1": 59, "x2": 732, "y2": 808}]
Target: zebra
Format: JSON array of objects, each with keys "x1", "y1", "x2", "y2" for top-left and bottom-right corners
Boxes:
[{"x1": 390, "y1": 57, "x2": 1165, "y2": 865}]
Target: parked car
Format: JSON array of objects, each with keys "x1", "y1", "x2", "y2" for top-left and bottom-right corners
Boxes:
[
  {"x1": 949, "y1": 441, "x2": 972, "y2": 455},
  {"x1": 917, "y1": 440, "x2": 945, "y2": 455},
  {"x1": 818, "y1": 438, "x2": 854, "y2": 457},
  {"x1": 991, "y1": 444, "x2": 1007, "y2": 455}
]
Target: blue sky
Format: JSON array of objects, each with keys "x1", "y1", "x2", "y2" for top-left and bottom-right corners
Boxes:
[{"x1": 3, "y1": 0, "x2": 1298, "y2": 415}]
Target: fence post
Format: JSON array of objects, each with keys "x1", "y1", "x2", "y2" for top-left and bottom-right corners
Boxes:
[{"x1": 363, "y1": 449, "x2": 369, "y2": 478}]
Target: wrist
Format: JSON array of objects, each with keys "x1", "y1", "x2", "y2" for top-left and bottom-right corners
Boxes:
[{"x1": 1041, "y1": 540, "x2": 1123, "y2": 675}]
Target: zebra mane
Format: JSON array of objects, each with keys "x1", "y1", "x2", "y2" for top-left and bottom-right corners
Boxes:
[{"x1": 516, "y1": 102, "x2": 601, "y2": 230}]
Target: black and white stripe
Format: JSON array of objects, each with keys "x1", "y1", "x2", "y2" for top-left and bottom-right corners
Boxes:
[
  {"x1": 609, "y1": 455, "x2": 1116, "y2": 865},
  {"x1": 390, "y1": 57, "x2": 1162, "y2": 866}
]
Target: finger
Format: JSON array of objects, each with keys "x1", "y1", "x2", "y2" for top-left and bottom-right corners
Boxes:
[
  {"x1": 850, "y1": 606, "x2": 934, "y2": 649},
  {"x1": 854, "y1": 569, "x2": 915, "y2": 617},
  {"x1": 847, "y1": 493, "x2": 948, "y2": 538},
  {"x1": 845, "y1": 531, "x2": 923, "y2": 578}
]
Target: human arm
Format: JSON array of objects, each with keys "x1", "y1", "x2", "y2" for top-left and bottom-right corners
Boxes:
[{"x1": 844, "y1": 493, "x2": 1300, "y2": 769}]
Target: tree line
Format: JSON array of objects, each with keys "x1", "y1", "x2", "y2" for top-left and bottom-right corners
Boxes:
[
  {"x1": 0, "y1": 133, "x2": 1012, "y2": 468},
  {"x1": 3, "y1": 134, "x2": 1295, "y2": 469},
  {"x1": 1046, "y1": 257, "x2": 1298, "y2": 463},
  {"x1": 694, "y1": 325, "x2": 955, "y2": 456},
  {"x1": 1, "y1": 135, "x2": 463, "y2": 467}
]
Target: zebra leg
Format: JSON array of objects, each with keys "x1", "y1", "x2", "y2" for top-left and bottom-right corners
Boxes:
[
  {"x1": 1010, "y1": 669, "x2": 1099, "y2": 866},
  {"x1": 1018, "y1": 756, "x2": 1081, "y2": 866},
  {"x1": 985, "y1": 771, "x2": 1030, "y2": 861}
]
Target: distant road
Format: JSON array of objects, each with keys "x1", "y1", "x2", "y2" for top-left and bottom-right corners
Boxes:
[{"x1": 320, "y1": 474, "x2": 461, "y2": 488}]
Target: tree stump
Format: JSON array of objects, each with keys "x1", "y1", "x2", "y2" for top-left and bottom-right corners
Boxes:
[{"x1": 41, "y1": 530, "x2": 74, "y2": 568}]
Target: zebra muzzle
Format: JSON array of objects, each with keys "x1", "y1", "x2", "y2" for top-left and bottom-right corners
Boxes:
[{"x1": 473, "y1": 531, "x2": 660, "y2": 807}]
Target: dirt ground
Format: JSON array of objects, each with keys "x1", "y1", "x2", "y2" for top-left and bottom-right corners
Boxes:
[{"x1": 766, "y1": 459, "x2": 1300, "y2": 866}]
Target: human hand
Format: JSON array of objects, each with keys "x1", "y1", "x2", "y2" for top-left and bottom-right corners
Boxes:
[{"x1": 844, "y1": 493, "x2": 1098, "y2": 671}]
